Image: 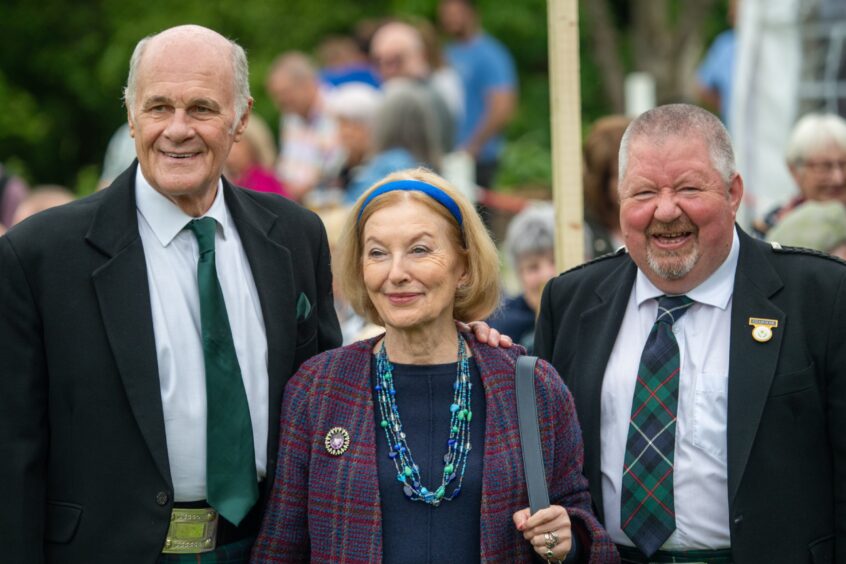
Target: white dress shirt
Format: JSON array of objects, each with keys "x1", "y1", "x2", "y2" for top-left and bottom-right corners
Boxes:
[
  {"x1": 601, "y1": 228, "x2": 740, "y2": 550},
  {"x1": 135, "y1": 169, "x2": 269, "y2": 501}
]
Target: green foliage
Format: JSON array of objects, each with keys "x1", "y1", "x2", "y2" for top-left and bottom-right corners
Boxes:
[{"x1": 0, "y1": 0, "x2": 726, "y2": 194}]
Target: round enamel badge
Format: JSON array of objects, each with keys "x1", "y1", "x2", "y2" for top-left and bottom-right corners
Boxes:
[
  {"x1": 324, "y1": 427, "x2": 350, "y2": 456},
  {"x1": 748, "y1": 317, "x2": 778, "y2": 344},
  {"x1": 751, "y1": 325, "x2": 772, "y2": 343}
]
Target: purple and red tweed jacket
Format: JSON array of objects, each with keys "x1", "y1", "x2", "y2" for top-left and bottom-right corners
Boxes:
[{"x1": 251, "y1": 333, "x2": 619, "y2": 563}]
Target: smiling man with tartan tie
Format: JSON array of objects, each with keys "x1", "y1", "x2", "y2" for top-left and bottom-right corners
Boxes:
[
  {"x1": 0, "y1": 25, "x2": 342, "y2": 563},
  {"x1": 535, "y1": 104, "x2": 846, "y2": 564}
]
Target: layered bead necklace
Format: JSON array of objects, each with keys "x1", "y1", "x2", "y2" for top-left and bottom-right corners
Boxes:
[{"x1": 374, "y1": 334, "x2": 472, "y2": 506}]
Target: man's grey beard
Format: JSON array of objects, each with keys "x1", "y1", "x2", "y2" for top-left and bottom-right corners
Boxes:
[{"x1": 646, "y1": 245, "x2": 699, "y2": 280}]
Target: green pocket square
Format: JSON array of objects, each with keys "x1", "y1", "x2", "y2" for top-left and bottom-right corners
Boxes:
[{"x1": 296, "y1": 292, "x2": 312, "y2": 322}]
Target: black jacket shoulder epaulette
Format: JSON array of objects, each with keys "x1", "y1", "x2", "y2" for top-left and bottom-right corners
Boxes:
[
  {"x1": 555, "y1": 246, "x2": 629, "y2": 279},
  {"x1": 769, "y1": 241, "x2": 846, "y2": 267}
]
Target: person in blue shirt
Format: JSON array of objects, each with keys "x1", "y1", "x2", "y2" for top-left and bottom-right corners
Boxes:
[
  {"x1": 695, "y1": 0, "x2": 737, "y2": 132},
  {"x1": 439, "y1": 0, "x2": 517, "y2": 189}
]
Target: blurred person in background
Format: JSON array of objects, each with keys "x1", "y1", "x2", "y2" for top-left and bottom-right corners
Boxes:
[
  {"x1": 767, "y1": 200, "x2": 846, "y2": 259},
  {"x1": 266, "y1": 51, "x2": 345, "y2": 204},
  {"x1": 695, "y1": 0, "x2": 738, "y2": 132},
  {"x1": 317, "y1": 205, "x2": 383, "y2": 344},
  {"x1": 439, "y1": 0, "x2": 517, "y2": 188},
  {"x1": 754, "y1": 112, "x2": 846, "y2": 236},
  {"x1": 225, "y1": 114, "x2": 290, "y2": 198},
  {"x1": 487, "y1": 202, "x2": 557, "y2": 354},
  {"x1": 98, "y1": 123, "x2": 137, "y2": 190},
  {"x1": 324, "y1": 82, "x2": 388, "y2": 201},
  {"x1": 583, "y1": 115, "x2": 631, "y2": 258},
  {"x1": 341, "y1": 79, "x2": 444, "y2": 203},
  {"x1": 370, "y1": 21, "x2": 456, "y2": 154},
  {"x1": 414, "y1": 17, "x2": 465, "y2": 129},
  {"x1": 10, "y1": 184, "x2": 75, "y2": 226},
  {"x1": 0, "y1": 162, "x2": 30, "y2": 229},
  {"x1": 316, "y1": 34, "x2": 380, "y2": 89}
]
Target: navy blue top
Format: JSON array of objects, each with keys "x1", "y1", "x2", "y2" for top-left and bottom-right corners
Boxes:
[
  {"x1": 371, "y1": 357, "x2": 485, "y2": 564},
  {"x1": 488, "y1": 294, "x2": 536, "y2": 354}
]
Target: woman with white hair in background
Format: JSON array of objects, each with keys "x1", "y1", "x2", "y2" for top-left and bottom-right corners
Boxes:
[
  {"x1": 328, "y1": 80, "x2": 444, "y2": 204},
  {"x1": 487, "y1": 202, "x2": 557, "y2": 353},
  {"x1": 754, "y1": 112, "x2": 846, "y2": 236}
]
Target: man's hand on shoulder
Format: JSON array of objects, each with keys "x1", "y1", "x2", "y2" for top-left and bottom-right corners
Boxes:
[{"x1": 459, "y1": 320, "x2": 513, "y2": 348}]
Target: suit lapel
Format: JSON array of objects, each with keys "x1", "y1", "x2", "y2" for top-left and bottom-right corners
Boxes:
[
  {"x1": 87, "y1": 163, "x2": 171, "y2": 485},
  {"x1": 726, "y1": 232, "x2": 784, "y2": 503},
  {"x1": 570, "y1": 258, "x2": 636, "y2": 521},
  {"x1": 223, "y1": 183, "x2": 297, "y2": 478}
]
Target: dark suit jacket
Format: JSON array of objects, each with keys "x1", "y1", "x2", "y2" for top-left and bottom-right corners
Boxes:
[
  {"x1": 0, "y1": 163, "x2": 341, "y2": 563},
  {"x1": 535, "y1": 228, "x2": 845, "y2": 564}
]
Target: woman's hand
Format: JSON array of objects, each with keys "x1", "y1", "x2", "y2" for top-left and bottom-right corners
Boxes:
[{"x1": 513, "y1": 505, "x2": 572, "y2": 562}]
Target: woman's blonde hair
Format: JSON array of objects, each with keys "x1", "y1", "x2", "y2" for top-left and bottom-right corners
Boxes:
[{"x1": 336, "y1": 168, "x2": 501, "y2": 326}]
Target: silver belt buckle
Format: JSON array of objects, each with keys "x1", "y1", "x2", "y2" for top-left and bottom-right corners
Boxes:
[{"x1": 161, "y1": 507, "x2": 218, "y2": 554}]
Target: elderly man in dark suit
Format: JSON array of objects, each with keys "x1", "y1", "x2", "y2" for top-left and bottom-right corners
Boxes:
[
  {"x1": 536, "y1": 104, "x2": 845, "y2": 563},
  {"x1": 0, "y1": 25, "x2": 341, "y2": 563}
]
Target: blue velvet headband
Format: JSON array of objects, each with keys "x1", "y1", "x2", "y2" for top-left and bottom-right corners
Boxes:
[{"x1": 357, "y1": 179, "x2": 464, "y2": 227}]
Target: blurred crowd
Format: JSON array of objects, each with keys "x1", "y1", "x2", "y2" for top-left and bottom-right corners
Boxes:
[{"x1": 3, "y1": 0, "x2": 846, "y2": 350}]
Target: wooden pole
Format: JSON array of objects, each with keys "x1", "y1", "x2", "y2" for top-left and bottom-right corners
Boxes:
[{"x1": 547, "y1": 0, "x2": 584, "y2": 271}]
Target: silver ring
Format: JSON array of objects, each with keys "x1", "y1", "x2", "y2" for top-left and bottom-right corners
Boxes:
[{"x1": 544, "y1": 531, "x2": 559, "y2": 549}]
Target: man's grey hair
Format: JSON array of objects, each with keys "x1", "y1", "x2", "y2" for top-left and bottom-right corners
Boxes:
[
  {"x1": 784, "y1": 113, "x2": 846, "y2": 166},
  {"x1": 619, "y1": 104, "x2": 736, "y2": 186},
  {"x1": 504, "y1": 202, "x2": 556, "y2": 269},
  {"x1": 123, "y1": 31, "x2": 251, "y2": 125}
]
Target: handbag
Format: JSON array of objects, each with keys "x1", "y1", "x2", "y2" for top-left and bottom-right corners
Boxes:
[{"x1": 515, "y1": 355, "x2": 551, "y2": 514}]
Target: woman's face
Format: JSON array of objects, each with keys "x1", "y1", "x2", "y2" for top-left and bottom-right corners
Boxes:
[
  {"x1": 362, "y1": 198, "x2": 467, "y2": 334},
  {"x1": 517, "y1": 251, "x2": 557, "y2": 313}
]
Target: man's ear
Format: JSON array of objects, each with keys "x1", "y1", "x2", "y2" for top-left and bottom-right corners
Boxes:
[
  {"x1": 233, "y1": 98, "x2": 254, "y2": 141},
  {"x1": 728, "y1": 171, "x2": 744, "y2": 215}
]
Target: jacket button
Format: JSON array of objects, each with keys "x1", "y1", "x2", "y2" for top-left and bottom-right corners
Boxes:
[
  {"x1": 733, "y1": 514, "x2": 743, "y2": 525},
  {"x1": 156, "y1": 491, "x2": 170, "y2": 506}
]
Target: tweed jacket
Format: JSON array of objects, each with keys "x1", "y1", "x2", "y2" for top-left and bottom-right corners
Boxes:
[{"x1": 251, "y1": 333, "x2": 619, "y2": 563}]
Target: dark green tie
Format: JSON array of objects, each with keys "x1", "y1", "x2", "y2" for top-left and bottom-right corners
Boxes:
[
  {"x1": 621, "y1": 294, "x2": 693, "y2": 557},
  {"x1": 188, "y1": 217, "x2": 258, "y2": 526}
]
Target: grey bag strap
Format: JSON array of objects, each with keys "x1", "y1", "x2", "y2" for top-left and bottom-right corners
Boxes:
[{"x1": 515, "y1": 355, "x2": 550, "y2": 514}]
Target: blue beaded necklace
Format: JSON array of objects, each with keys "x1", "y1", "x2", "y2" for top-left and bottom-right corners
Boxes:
[{"x1": 374, "y1": 334, "x2": 472, "y2": 506}]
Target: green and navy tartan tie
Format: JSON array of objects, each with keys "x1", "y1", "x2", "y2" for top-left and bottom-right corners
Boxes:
[
  {"x1": 621, "y1": 294, "x2": 693, "y2": 557},
  {"x1": 188, "y1": 217, "x2": 258, "y2": 526}
]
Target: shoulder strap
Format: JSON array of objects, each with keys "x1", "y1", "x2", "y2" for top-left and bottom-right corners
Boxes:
[{"x1": 515, "y1": 355, "x2": 550, "y2": 514}]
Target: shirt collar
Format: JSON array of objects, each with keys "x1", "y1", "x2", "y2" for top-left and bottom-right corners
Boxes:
[
  {"x1": 134, "y1": 167, "x2": 229, "y2": 247},
  {"x1": 635, "y1": 226, "x2": 740, "y2": 310}
]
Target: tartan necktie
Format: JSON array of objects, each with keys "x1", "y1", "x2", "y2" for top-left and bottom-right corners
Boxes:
[
  {"x1": 621, "y1": 294, "x2": 693, "y2": 557},
  {"x1": 188, "y1": 217, "x2": 258, "y2": 526}
]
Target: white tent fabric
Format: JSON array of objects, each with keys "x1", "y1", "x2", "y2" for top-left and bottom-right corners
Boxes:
[{"x1": 731, "y1": 0, "x2": 803, "y2": 229}]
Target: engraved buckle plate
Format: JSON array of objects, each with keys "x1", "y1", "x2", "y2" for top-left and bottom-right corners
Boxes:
[{"x1": 161, "y1": 507, "x2": 218, "y2": 554}]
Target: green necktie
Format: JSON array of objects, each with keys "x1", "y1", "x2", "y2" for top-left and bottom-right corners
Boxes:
[
  {"x1": 188, "y1": 217, "x2": 258, "y2": 526},
  {"x1": 621, "y1": 294, "x2": 693, "y2": 557}
]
